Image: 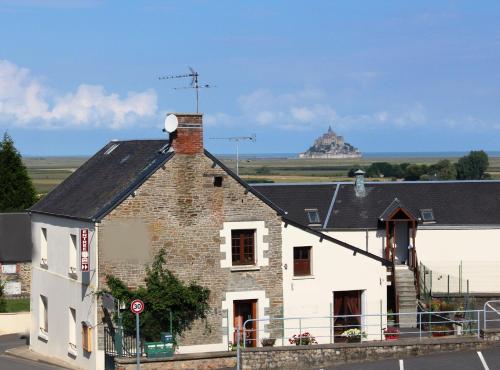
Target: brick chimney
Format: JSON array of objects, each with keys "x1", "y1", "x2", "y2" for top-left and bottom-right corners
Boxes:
[{"x1": 169, "y1": 113, "x2": 203, "y2": 154}]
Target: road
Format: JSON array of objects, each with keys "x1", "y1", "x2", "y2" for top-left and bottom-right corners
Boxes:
[
  {"x1": 322, "y1": 348, "x2": 500, "y2": 370},
  {"x1": 0, "y1": 333, "x2": 66, "y2": 370}
]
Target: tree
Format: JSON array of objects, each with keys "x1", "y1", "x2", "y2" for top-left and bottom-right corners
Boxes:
[
  {"x1": 0, "y1": 280, "x2": 6, "y2": 312},
  {"x1": 403, "y1": 164, "x2": 428, "y2": 181},
  {"x1": 0, "y1": 133, "x2": 37, "y2": 212},
  {"x1": 104, "y1": 249, "x2": 211, "y2": 342},
  {"x1": 455, "y1": 150, "x2": 489, "y2": 180},
  {"x1": 427, "y1": 159, "x2": 457, "y2": 180}
]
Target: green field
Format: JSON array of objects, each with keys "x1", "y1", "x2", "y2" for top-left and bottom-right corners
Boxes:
[{"x1": 24, "y1": 155, "x2": 500, "y2": 195}]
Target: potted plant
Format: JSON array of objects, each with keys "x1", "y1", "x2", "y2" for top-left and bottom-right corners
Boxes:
[
  {"x1": 432, "y1": 325, "x2": 451, "y2": 337},
  {"x1": 288, "y1": 332, "x2": 317, "y2": 345},
  {"x1": 261, "y1": 338, "x2": 276, "y2": 347},
  {"x1": 341, "y1": 328, "x2": 366, "y2": 343},
  {"x1": 383, "y1": 326, "x2": 400, "y2": 340}
]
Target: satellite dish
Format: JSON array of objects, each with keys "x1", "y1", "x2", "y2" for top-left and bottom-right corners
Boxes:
[{"x1": 164, "y1": 114, "x2": 178, "y2": 133}]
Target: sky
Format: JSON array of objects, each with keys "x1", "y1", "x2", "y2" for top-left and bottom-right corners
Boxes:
[{"x1": 1, "y1": 0, "x2": 500, "y2": 156}]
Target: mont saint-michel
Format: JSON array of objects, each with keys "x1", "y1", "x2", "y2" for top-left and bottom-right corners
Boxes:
[{"x1": 299, "y1": 126, "x2": 362, "y2": 159}]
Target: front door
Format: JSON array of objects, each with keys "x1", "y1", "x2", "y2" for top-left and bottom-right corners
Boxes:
[
  {"x1": 394, "y1": 222, "x2": 409, "y2": 265},
  {"x1": 233, "y1": 299, "x2": 257, "y2": 347}
]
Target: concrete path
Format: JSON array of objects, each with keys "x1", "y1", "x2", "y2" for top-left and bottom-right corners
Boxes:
[{"x1": 0, "y1": 333, "x2": 69, "y2": 370}]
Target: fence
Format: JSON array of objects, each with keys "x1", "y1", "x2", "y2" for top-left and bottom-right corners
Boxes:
[
  {"x1": 236, "y1": 309, "x2": 482, "y2": 350},
  {"x1": 419, "y1": 262, "x2": 470, "y2": 298},
  {"x1": 104, "y1": 327, "x2": 142, "y2": 358}
]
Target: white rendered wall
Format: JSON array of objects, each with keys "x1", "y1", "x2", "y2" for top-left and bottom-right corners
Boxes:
[
  {"x1": 326, "y1": 230, "x2": 385, "y2": 258},
  {"x1": 283, "y1": 224, "x2": 387, "y2": 343},
  {"x1": 30, "y1": 213, "x2": 103, "y2": 370},
  {"x1": 416, "y1": 228, "x2": 500, "y2": 293}
]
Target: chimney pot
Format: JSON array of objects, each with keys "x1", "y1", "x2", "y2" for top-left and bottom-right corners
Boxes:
[{"x1": 354, "y1": 169, "x2": 366, "y2": 197}]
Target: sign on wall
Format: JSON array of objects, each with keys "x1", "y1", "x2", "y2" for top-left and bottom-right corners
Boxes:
[
  {"x1": 81, "y1": 228, "x2": 89, "y2": 271},
  {"x1": 4, "y1": 281, "x2": 21, "y2": 295}
]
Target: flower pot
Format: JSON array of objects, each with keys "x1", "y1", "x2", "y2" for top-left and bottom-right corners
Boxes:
[
  {"x1": 347, "y1": 336, "x2": 361, "y2": 343},
  {"x1": 384, "y1": 335, "x2": 399, "y2": 341},
  {"x1": 261, "y1": 338, "x2": 276, "y2": 347}
]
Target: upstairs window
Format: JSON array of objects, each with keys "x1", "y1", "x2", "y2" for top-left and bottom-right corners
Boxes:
[
  {"x1": 420, "y1": 209, "x2": 435, "y2": 223},
  {"x1": 305, "y1": 209, "x2": 321, "y2": 224},
  {"x1": 41, "y1": 228, "x2": 48, "y2": 266},
  {"x1": 294, "y1": 246, "x2": 312, "y2": 276},
  {"x1": 69, "y1": 234, "x2": 77, "y2": 275},
  {"x1": 231, "y1": 230, "x2": 255, "y2": 265}
]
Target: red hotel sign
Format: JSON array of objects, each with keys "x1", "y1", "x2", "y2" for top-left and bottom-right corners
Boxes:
[{"x1": 81, "y1": 229, "x2": 89, "y2": 271}]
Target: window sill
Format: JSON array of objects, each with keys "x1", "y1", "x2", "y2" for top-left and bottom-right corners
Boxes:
[
  {"x1": 68, "y1": 344, "x2": 78, "y2": 357},
  {"x1": 292, "y1": 275, "x2": 315, "y2": 280},
  {"x1": 38, "y1": 331, "x2": 48, "y2": 342},
  {"x1": 40, "y1": 262, "x2": 48, "y2": 269},
  {"x1": 68, "y1": 269, "x2": 78, "y2": 279},
  {"x1": 230, "y1": 265, "x2": 260, "y2": 272}
]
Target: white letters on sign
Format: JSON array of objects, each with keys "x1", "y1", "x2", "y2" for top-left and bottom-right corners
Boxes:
[{"x1": 81, "y1": 229, "x2": 89, "y2": 271}]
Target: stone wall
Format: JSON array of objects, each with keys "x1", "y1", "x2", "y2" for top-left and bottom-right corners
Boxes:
[
  {"x1": 98, "y1": 152, "x2": 283, "y2": 348},
  {"x1": 115, "y1": 351, "x2": 236, "y2": 370},
  {"x1": 0, "y1": 262, "x2": 31, "y2": 295},
  {"x1": 241, "y1": 336, "x2": 500, "y2": 369}
]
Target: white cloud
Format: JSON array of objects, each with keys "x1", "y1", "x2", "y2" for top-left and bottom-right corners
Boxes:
[{"x1": 0, "y1": 59, "x2": 157, "y2": 129}]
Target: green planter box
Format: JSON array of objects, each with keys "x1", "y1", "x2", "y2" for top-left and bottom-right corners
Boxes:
[{"x1": 144, "y1": 342, "x2": 174, "y2": 358}]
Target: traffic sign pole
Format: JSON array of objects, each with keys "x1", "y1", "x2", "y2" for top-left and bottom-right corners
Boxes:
[
  {"x1": 130, "y1": 299, "x2": 145, "y2": 370},
  {"x1": 136, "y1": 312, "x2": 140, "y2": 370}
]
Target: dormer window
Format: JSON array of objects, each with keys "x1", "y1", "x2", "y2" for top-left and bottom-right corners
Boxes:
[
  {"x1": 420, "y1": 209, "x2": 435, "y2": 223},
  {"x1": 305, "y1": 209, "x2": 321, "y2": 225}
]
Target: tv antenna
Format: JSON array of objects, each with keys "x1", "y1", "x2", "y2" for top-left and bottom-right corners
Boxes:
[
  {"x1": 209, "y1": 134, "x2": 256, "y2": 176},
  {"x1": 159, "y1": 67, "x2": 215, "y2": 113}
]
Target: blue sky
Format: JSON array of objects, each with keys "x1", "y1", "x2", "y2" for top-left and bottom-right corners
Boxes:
[{"x1": 1, "y1": 1, "x2": 500, "y2": 156}]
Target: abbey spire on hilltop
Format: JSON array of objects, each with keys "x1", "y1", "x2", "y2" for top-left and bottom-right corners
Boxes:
[{"x1": 299, "y1": 126, "x2": 361, "y2": 159}]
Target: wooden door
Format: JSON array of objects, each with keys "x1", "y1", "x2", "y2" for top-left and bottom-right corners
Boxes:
[{"x1": 233, "y1": 299, "x2": 257, "y2": 347}]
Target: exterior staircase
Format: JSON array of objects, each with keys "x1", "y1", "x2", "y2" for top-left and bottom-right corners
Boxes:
[{"x1": 395, "y1": 265, "x2": 418, "y2": 328}]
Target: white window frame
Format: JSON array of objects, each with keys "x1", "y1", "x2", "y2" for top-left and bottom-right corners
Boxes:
[
  {"x1": 68, "y1": 234, "x2": 78, "y2": 276},
  {"x1": 220, "y1": 221, "x2": 269, "y2": 269},
  {"x1": 40, "y1": 228, "x2": 48, "y2": 266},
  {"x1": 68, "y1": 307, "x2": 77, "y2": 354},
  {"x1": 39, "y1": 295, "x2": 48, "y2": 339}
]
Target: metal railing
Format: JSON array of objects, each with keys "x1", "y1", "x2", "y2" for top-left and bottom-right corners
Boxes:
[
  {"x1": 484, "y1": 300, "x2": 500, "y2": 330},
  {"x1": 236, "y1": 309, "x2": 482, "y2": 350},
  {"x1": 104, "y1": 327, "x2": 142, "y2": 358}
]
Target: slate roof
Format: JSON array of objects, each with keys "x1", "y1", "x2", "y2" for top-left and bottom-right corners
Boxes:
[
  {"x1": 253, "y1": 183, "x2": 337, "y2": 228},
  {"x1": 30, "y1": 140, "x2": 173, "y2": 220},
  {"x1": 0, "y1": 213, "x2": 32, "y2": 262},
  {"x1": 251, "y1": 181, "x2": 500, "y2": 230}
]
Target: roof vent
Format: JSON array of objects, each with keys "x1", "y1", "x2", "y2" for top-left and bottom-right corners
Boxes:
[{"x1": 354, "y1": 169, "x2": 366, "y2": 197}]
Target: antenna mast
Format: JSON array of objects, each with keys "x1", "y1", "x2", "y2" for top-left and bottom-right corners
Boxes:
[
  {"x1": 209, "y1": 135, "x2": 256, "y2": 176},
  {"x1": 159, "y1": 67, "x2": 215, "y2": 113}
]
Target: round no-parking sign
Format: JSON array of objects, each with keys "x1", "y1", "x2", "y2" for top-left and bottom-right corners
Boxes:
[{"x1": 130, "y1": 299, "x2": 145, "y2": 314}]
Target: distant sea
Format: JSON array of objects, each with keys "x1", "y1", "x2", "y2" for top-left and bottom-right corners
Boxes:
[{"x1": 215, "y1": 151, "x2": 500, "y2": 159}]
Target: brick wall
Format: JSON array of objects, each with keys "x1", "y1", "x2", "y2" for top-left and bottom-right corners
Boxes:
[{"x1": 98, "y1": 152, "x2": 283, "y2": 347}]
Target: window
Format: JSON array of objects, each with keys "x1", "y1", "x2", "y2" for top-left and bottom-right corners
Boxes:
[
  {"x1": 39, "y1": 295, "x2": 48, "y2": 335},
  {"x1": 420, "y1": 209, "x2": 435, "y2": 222},
  {"x1": 305, "y1": 209, "x2": 321, "y2": 224},
  {"x1": 231, "y1": 230, "x2": 255, "y2": 265},
  {"x1": 1, "y1": 264, "x2": 17, "y2": 274},
  {"x1": 41, "y1": 228, "x2": 48, "y2": 266},
  {"x1": 214, "y1": 176, "x2": 223, "y2": 187},
  {"x1": 69, "y1": 308, "x2": 76, "y2": 351},
  {"x1": 294, "y1": 246, "x2": 312, "y2": 276},
  {"x1": 82, "y1": 322, "x2": 92, "y2": 352},
  {"x1": 69, "y1": 234, "x2": 77, "y2": 275},
  {"x1": 104, "y1": 143, "x2": 119, "y2": 155}
]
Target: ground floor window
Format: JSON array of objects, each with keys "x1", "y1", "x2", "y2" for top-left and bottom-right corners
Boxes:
[
  {"x1": 39, "y1": 295, "x2": 48, "y2": 335},
  {"x1": 69, "y1": 308, "x2": 76, "y2": 351},
  {"x1": 333, "y1": 290, "x2": 362, "y2": 341}
]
